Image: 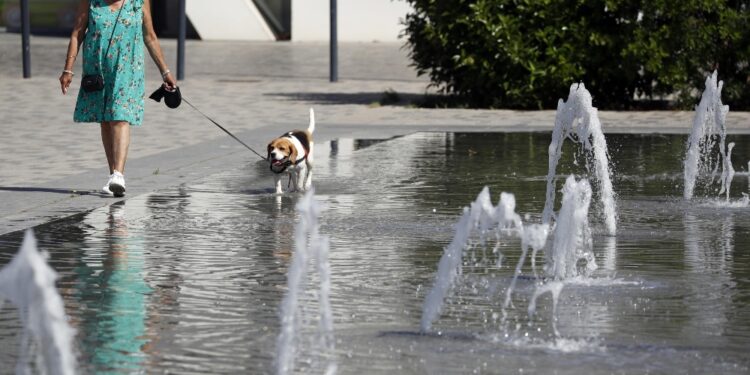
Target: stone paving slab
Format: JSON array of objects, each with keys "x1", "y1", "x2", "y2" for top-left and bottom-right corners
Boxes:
[{"x1": 2, "y1": 32, "x2": 750, "y2": 235}]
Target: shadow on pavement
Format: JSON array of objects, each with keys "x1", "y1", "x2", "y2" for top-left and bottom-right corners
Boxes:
[
  {"x1": 265, "y1": 92, "x2": 425, "y2": 106},
  {"x1": 0, "y1": 187, "x2": 101, "y2": 196}
]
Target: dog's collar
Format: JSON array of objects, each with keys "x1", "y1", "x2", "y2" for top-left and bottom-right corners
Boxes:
[
  {"x1": 270, "y1": 161, "x2": 289, "y2": 174},
  {"x1": 270, "y1": 154, "x2": 307, "y2": 174}
]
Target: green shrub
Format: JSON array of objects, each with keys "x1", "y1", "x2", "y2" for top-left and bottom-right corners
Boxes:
[{"x1": 402, "y1": 0, "x2": 750, "y2": 109}]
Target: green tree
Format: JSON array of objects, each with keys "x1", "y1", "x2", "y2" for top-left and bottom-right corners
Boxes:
[{"x1": 402, "y1": 0, "x2": 750, "y2": 109}]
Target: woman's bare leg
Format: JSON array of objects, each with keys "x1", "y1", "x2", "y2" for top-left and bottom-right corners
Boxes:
[
  {"x1": 101, "y1": 121, "x2": 115, "y2": 174},
  {"x1": 109, "y1": 121, "x2": 130, "y2": 173},
  {"x1": 100, "y1": 121, "x2": 130, "y2": 196}
]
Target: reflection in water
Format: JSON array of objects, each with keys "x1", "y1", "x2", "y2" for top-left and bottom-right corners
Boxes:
[
  {"x1": 327, "y1": 138, "x2": 395, "y2": 180},
  {"x1": 76, "y1": 202, "x2": 151, "y2": 371},
  {"x1": 683, "y1": 211, "x2": 733, "y2": 343},
  {"x1": 601, "y1": 236, "x2": 617, "y2": 272},
  {"x1": 269, "y1": 194, "x2": 298, "y2": 262},
  {"x1": 328, "y1": 139, "x2": 353, "y2": 178}
]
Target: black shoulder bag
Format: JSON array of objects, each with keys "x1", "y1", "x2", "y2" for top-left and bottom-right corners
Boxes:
[{"x1": 81, "y1": 0, "x2": 126, "y2": 92}]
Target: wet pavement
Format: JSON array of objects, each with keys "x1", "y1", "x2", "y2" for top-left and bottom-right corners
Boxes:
[
  {"x1": 1, "y1": 133, "x2": 750, "y2": 373},
  {"x1": 3, "y1": 31, "x2": 750, "y2": 236}
]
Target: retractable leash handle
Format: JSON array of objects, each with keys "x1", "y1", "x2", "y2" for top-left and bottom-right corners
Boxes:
[{"x1": 180, "y1": 96, "x2": 268, "y2": 161}]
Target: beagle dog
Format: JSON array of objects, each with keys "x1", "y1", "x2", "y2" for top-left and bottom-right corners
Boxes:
[{"x1": 267, "y1": 108, "x2": 315, "y2": 194}]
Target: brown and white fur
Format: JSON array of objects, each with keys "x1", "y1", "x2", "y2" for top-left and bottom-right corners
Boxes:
[{"x1": 267, "y1": 108, "x2": 315, "y2": 194}]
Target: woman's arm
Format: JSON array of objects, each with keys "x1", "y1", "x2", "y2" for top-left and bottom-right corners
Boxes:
[
  {"x1": 59, "y1": 0, "x2": 89, "y2": 95},
  {"x1": 142, "y1": 0, "x2": 177, "y2": 90}
]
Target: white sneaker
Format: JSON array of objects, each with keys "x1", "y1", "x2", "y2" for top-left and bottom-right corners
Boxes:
[
  {"x1": 108, "y1": 171, "x2": 126, "y2": 197},
  {"x1": 102, "y1": 174, "x2": 114, "y2": 195}
]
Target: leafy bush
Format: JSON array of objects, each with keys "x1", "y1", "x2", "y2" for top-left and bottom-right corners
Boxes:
[
  {"x1": 402, "y1": 0, "x2": 750, "y2": 109},
  {"x1": 0, "y1": 1, "x2": 5, "y2": 27}
]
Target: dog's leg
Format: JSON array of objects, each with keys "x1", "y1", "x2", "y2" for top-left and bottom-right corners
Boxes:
[
  {"x1": 303, "y1": 142, "x2": 314, "y2": 191},
  {"x1": 292, "y1": 170, "x2": 307, "y2": 192},
  {"x1": 274, "y1": 174, "x2": 284, "y2": 194},
  {"x1": 303, "y1": 161, "x2": 313, "y2": 191},
  {"x1": 286, "y1": 172, "x2": 301, "y2": 193}
]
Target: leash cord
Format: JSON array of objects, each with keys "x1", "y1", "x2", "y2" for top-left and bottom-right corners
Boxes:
[{"x1": 182, "y1": 97, "x2": 267, "y2": 161}]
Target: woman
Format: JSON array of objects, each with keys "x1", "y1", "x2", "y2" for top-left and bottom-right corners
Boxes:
[{"x1": 59, "y1": 0, "x2": 177, "y2": 197}]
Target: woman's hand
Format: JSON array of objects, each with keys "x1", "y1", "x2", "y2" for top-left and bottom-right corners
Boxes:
[
  {"x1": 59, "y1": 71, "x2": 74, "y2": 95},
  {"x1": 163, "y1": 71, "x2": 177, "y2": 91}
]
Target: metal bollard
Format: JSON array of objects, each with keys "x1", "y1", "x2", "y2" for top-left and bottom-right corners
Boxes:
[
  {"x1": 21, "y1": 0, "x2": 31, "y2": 78},
  {"x1": 329, "y1": 0, "x2": 338, "y2": 82},
  {"x1": 177, "y1": 0, "x2": 186, "y2": 80}
]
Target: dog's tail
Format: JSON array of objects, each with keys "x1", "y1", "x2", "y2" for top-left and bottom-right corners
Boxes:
[{"x1": 308, "y1": 108, "x2": 316, "y2": 134}]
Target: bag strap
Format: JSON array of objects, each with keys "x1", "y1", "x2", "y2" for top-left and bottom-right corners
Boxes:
[
  {"x1": 99, "y1": 0, "x2": 127, "y2": 119},
  {"x1": 102, "y1": 0, "x2": 126, "y2": 71}
]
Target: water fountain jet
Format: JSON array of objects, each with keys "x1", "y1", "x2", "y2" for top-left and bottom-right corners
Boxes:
[
  {"x1": 275, "y1": 190, "x2": 336, "y2": 375},
  {"x1": 546, "y1": 176, "x2": 597, "y2": 279},
  {"x1": 719, "y1": 142, "x2": 736, "y2": 201},
  {"x1": 0, "y1": 230, "x2": 76, "y2": 375},
  {"x1": 421, "y1": 175, "x2": 597, "y2": 335},
  {"x1": 683, "y1": 70, "x2": 731, "y2": 200},
  {"x1": 543, "y1": 83, "x2": 617, "y2": 236},
  {"x1": 420, "y1": 188, "x2": 523, "y2": 333},
  {"x1": 503, "y1": 223, "x2": 550, "y2": 311}
]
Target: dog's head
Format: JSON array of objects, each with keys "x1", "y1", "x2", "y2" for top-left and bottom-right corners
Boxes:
[{"x1": 267, "y1": 137, "x2": 298, "y2": 173}]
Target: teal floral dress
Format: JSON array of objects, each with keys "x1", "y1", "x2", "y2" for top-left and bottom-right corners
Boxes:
[{"x1": 74, "y1": 0, "x2": 145, "y2": 126}]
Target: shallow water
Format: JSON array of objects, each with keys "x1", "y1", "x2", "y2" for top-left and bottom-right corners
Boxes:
[{"x1": 1, "y1": 132, "x2": 750, "y2": 374}]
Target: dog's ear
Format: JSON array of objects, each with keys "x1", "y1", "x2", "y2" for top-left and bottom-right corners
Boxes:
[
  {"x1": 267, "y1": 142, "x2": 274, "y2": 159},
  {"x1": 289, "y1": 143, "x2": 299, "y2": 163}
]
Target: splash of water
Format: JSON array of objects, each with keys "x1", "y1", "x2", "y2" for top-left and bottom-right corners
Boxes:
[
  {"x1": 421, "y1": 176, "x2": 599, "y2": 335},
  {"x1": 275, "y1": 190, "x2": 336, "y2": 375},
  {"x1": 719, "y1": 142, "x2": 736, "y2": 201},
  {"x1": 503, "y1": 223, "x2": 550, "y2": 310},
  {"x1": 683, "y1": 70, "x2": 730, "y2": 199},
  {"x1": 420, "y1": 187, "x2": 522, "y2": 333},
  {"x1": 527, "y1": 281, "x2": 565, "y2": 337},
  {"x1": 0, "y1": 230, "x2": 76, "y2": 375},
  {"x1": 419, "y1": 203, "x2": 476, "y2": 334},
  {"x1": 543, "y1": 83, "x2": 617, "y2": 236},
  {"x1": 528, "y1": 176, "x2": 597, "y2": 337},
  {"x1": 529, "y1": 177, "x2": 596, "y2": 337},
  {"x1": 547, "y1": 176, "x2": 597, "y2": 279}
]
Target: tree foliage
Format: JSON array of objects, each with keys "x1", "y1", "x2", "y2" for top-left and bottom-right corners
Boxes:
[{"x1": 402, "y1": 0, "x2": 750, "y2": 109}]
